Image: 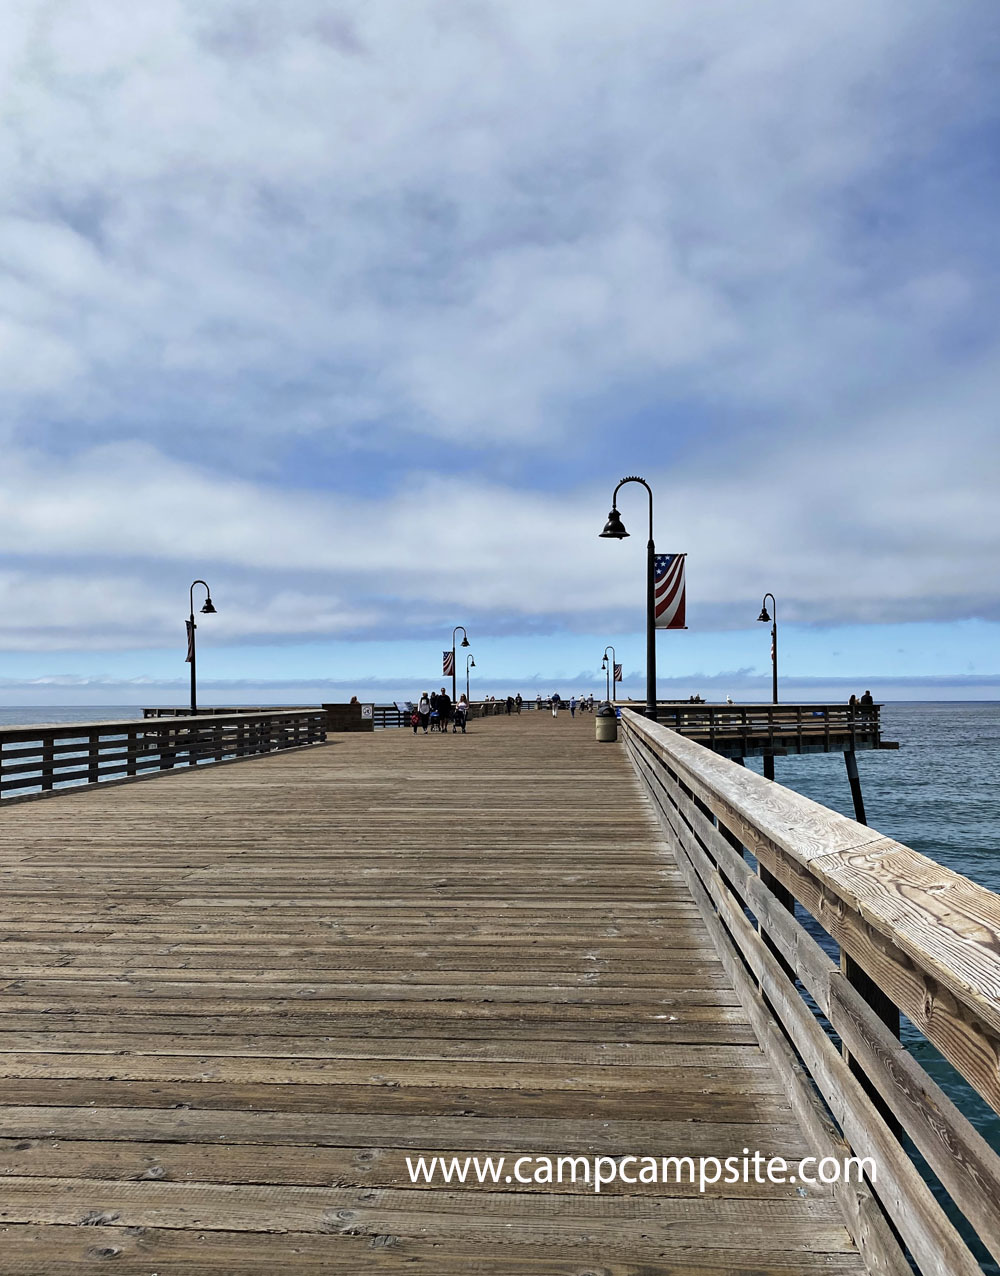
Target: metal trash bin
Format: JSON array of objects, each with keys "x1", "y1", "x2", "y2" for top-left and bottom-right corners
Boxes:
[{"x1": 595, "y1": 703, "x2": 618, "y2": 743}]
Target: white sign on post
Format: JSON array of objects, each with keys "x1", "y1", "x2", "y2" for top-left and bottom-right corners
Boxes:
[{"x1": 361, "y1": 704, "x2": 374, "y2": 719}]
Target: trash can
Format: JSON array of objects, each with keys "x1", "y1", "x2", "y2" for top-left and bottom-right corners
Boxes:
[{"x1": 595, "y1": 703, "x2": 618, "y2": 743}]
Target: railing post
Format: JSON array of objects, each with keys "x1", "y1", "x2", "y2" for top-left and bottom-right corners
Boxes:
[
  {"x1": 88, "y1": 732, "x2": 99, "y2": 786},
  {"x1": 126, "y1": 729, "x2": 137, "y2": 778},
  {"x1": 41, "y1": 734, "x2": 55, "y2": 791},
  {"x1": 842, "y1": 949, "x2": 903, "y2": 1139}
]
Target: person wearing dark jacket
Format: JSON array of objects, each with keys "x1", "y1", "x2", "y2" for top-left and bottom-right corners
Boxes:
[{"x1": 437, "y1": 688, "x2": 452, "y2": 734}]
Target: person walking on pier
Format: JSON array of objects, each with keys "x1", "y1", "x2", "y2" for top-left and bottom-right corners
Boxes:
[
  {"x1": 551, "y1": 692, "x2": 561, "y2": 718},
  {"x1": 437, "y1": 688, "x2": 452, "y2": 734},
  {"x1": 860, "y1": 689, "x2": 874, "y2": 723},
  {"x1": 453, "y1": 695, "x2": 469, "y2": 733},
  {"x1": 515, "y1": 693, "x2": 522, "y2": 714},
  {"x1": 569, "y1": 695, "x2": 578, "y2": 718},
  {"x1": 417, "y1": 692, "x2": 431, "y2": 733}
]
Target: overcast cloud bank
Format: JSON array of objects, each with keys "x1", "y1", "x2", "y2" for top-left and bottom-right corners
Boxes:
[{"x1": 1, "y1": 2, "x2": 998, "y2": 688}]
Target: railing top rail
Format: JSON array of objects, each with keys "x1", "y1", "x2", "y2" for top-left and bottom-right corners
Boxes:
[
  {"x1": 620, "y1": 707, "x2": 1000, "y2": 1056},
  {"x1": 0, "y1": 708, "x2": 327, "y2": 742},
  {"x1": 616, "y1": 701, "x2": 883, "y2": 711}
]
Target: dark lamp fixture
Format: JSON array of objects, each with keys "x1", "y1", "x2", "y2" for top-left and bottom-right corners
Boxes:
[
  {"x1": 757, "y1": 606, "x2": 770, "y2": 623},
  {"x1": 460, "y1": 635, "x2": 470, "y2": 647},
  {"x1": 201, "y1": 597, "x2": 217, "y2": 615},
  {"x1": 599, "y1": 508, "x2": 629, "y2": 539},
  {"x1": 470, "y1": 657, "x2": 476, "y2": 668}
]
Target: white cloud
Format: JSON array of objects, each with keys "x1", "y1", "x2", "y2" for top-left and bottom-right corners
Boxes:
[
  {"x1": 0, "y1": 330, "x2": 997, "y2": 651},
  {"x1": 2, "y1": 1, "x2": 993, "y2": 445},
  {"x1": 0, "y1": 1, "x2": 997, "y2": 658}
]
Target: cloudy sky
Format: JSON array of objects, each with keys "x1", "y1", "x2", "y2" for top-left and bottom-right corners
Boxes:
[{"x1": 1, "y1": 0, "x2": 998, "y2": 703}]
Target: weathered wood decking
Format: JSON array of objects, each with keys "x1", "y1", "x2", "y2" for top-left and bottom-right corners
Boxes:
[{"x1": 0, "y1": 713, "x2": 862, "y2": 1273}]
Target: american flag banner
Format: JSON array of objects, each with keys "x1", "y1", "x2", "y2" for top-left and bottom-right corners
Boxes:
[
  {"x1": 614, "y1": 664, "x2": 623, "y2": 682},
  {"x1": 654, "y1": 553, "x2": 687, "y2": 629},
  {"x1": 442, "y1": 650, "x2": 455, "y2": 677},
  {"x1": 185, "y1": 620, "x2": 195, "y2": 663}
]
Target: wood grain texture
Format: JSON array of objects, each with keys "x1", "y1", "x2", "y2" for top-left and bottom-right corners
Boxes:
[{"x1": 0, "y1": 711, "x2": 862, "y2": 1272}]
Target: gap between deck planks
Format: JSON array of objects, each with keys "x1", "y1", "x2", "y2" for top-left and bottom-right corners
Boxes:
[{"x1": 0, "y1": 711, "x2": 865, "y2": 1273}]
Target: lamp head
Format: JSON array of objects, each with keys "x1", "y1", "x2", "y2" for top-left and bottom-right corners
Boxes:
[
  {"x1": 599, "y1": 507, "x2": 629, "y2": 539},
  {"x1": 201, "y1": 597, "x2": 217, "y2": 615},
  {"x1": 470, "y1": 657, "x2": 476, "y2": 668},
  {"x1": 757, "y1": 606, "x2": 770, "y2": 623},
  {"x1": 460, "y1": 635, "x2": 470, "y2": 647},
  {"x1": 601, "y1": 657, "x2": 607, "y2": 669}
]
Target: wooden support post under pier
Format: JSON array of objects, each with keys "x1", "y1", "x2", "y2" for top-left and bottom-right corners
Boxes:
[{"x1": 844, "y1": 748, "x2": 867, "y2": 825}]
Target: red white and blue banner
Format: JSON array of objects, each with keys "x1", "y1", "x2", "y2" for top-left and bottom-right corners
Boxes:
[
  {"x1": 185, "y1": 620, "x2": 195, "y2": 663},
  {"x1": 654, "y1": 553, "x2": 687, "y2": 629},
  {"x1": 614, "y1": 664, "x2": 623, "y2": 682},
  {"x1": 443, "y1": 650, "x2": 455, "y2": 676}
]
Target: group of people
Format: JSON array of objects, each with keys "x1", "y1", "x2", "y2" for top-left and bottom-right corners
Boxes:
[
  {"x1": 542, "y1": 693, "x2": 595, "y2": 718},
  {"x1": 412, "y1": 688, "x2": 470, "y2": 734},
  {"x1": 848, "y1": 690, "x2": 876, "y2": 720}
]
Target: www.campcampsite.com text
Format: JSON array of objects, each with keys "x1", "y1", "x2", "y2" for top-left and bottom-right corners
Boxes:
[{"x1": 406, "y1": 1151, "x2": 876, "y2": 1194}]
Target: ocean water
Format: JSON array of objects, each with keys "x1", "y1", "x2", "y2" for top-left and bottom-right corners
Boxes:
[
  {"x1": 0, "y1": 706, "x2": 146, "y2": 728},
  {"x1": 1, "y1": 701, "x2": 998, "y2": 1265}
]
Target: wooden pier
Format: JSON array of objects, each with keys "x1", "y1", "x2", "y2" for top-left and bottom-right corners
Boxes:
[{"x1": 0, "y1": 710, "x2": 997, "y2": 1272}]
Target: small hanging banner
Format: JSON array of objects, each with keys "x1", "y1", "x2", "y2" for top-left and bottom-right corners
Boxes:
[{"x1": 654, "y1": 553, "x2": 687, "y2": 629}]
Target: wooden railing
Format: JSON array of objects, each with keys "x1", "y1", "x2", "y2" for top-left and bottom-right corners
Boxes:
[
  {"x1": 0, "y1": 710, "x2": 327, "y2": 802},
  {"x1": 142, "y1": 705, "x2": 312, "y2": 718},
  {"x1": 617, "y1": 702, "x2": 889, "y2": 756},
  {"x1": 620, "y1": 707, "x2": 1000, "y2": 1276}
]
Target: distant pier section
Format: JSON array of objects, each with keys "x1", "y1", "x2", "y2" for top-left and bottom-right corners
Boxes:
[{"x1": 638, "y1": 701, "x2": 899, "y2": 760}]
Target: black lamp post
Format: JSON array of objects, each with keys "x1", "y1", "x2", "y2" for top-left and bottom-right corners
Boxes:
[
  {"x1": 757, "y1": 593, "x2": 778, "y2": 705},
  {"x1": 187, "y1": 580, "x2": 217, "y2": 715},
  {"x1": 451, "y1": 626, "x2": 470, "y2": 705},
  {"x1": 466, "y1": 653, "x2": 475, "y2": 702},
  {"x1": 757, "y1": 593, "x2": 777, "y2": 781},
  {"x1": 601, "y1": 645, "x2": 617, "y2": 703},
  {"x1": 600, "y1": 476, "x2": 657, "y2": 721}
]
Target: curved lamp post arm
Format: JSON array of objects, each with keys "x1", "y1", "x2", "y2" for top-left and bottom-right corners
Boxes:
[
  {"x1": 190, "y1": 579, "x2": 212, "y2": 617},
  {"x1": 612, "y1": 476, "x2": 654, "y2": 546}
]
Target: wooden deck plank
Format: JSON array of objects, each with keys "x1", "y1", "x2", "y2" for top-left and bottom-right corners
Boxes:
[{"x1": 0, "y1": 712, "x2": 864, "y2": 1272}]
